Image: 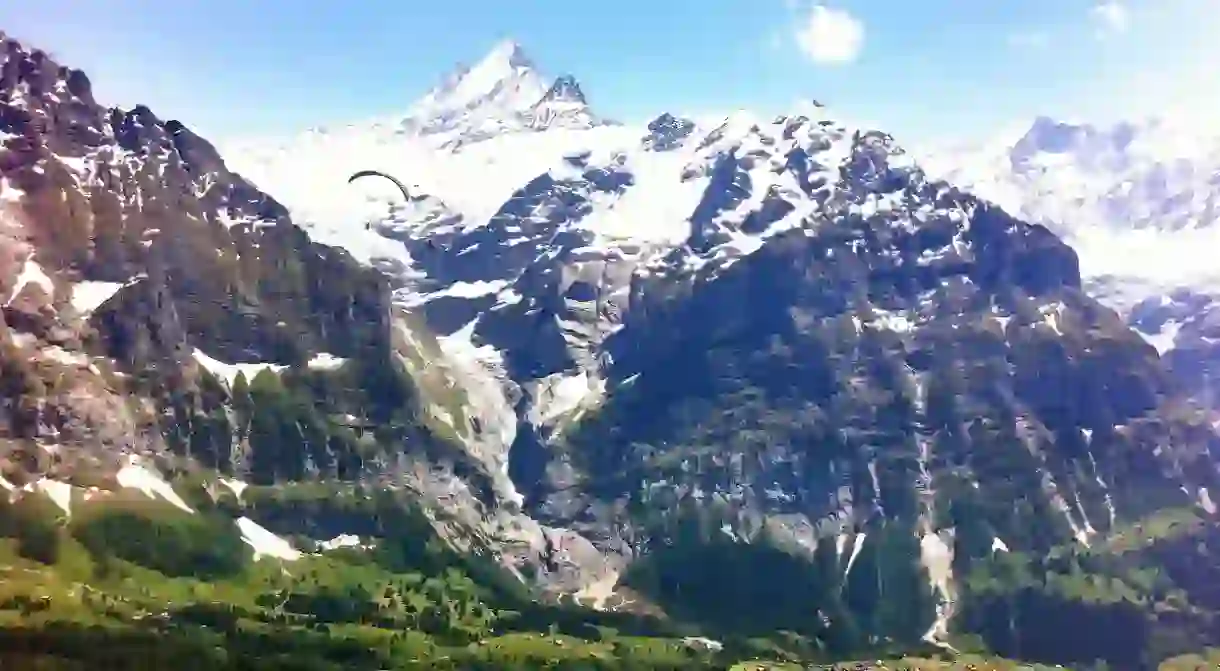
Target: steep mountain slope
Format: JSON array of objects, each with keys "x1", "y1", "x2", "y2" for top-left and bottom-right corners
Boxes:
[
  {"x1": 2, "y1": 32, "x2": 1219, "y2": 669},
  {"x1": 0, "y1": 30, "x2": 556, "y2": 575},
  {"x1": 0, "y1": 28, "x2": 441, "y2": 480},
  {"x1": 922, "y1": 114, "x2": 1220, "y2": 307},
  {"x1": 0, "y1": 30, "x2": 735, "y2": 670},
  {"x1": 226, "y1": 41, "x2": 1220, "y2": 667},
  {"x1": 923, "y1": 116, "x2": 1220, "y2": 407}
]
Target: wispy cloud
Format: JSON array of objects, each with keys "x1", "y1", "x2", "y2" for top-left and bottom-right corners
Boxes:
[
  {"x1": 1091, "y1": 1, "x2": 1130, "y2": 37},
  {"x1": 792, "y1": 4, "x2": 865, "y2": 65}
]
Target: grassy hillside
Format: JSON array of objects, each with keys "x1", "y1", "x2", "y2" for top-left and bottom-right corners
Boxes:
[{"x1": 0, "y1": 478, "x2": 1160, "y2": 670}]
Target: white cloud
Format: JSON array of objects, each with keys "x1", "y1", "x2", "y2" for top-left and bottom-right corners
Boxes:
[
  {"x1": 793, "y1": 4, "x2": 865, "y2": 65},
  {"x1": 1091, "y1": 1, "x2": 1130, "y2": 36}
]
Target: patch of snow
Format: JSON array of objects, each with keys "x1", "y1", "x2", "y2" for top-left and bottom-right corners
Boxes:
[
  {"x1": 306, "y1": 352, "x2": 346, "y2": 370},
  {"x1": 6, "y1": 257, "x2": 54, "y2": 306},
  {"x1": 919, "y1": 529, "x2": 956, "y2": 648},
  {"x1": 1137, "y1": 320, "x2": 1182, "y2": 354},
  {"x1": 845, "y1": 532, "x2": 866, "y2": 577},
  {"x1": 319, "y1": 534, "x2": 363, "y2": 551},
  {"x1": 236, "y1": 517, "x2": 303, "y2": 562},
  {"x1": 69, "y1": 281, "x2": 124, "y2": 315},
  {"x1": 219, "y1": 478, "x2": 249, "y2": 500},
  {"x1": 192, "y1": 348, "x2": 286, "y2": 388},
  {"x1": 1048, "y1": 478, "x2": 1091, "y2": 546},
  {"x1": 1199, "y1": 487, "x2": 1217, "y2": 515},
  {"x1": 573, "y1": 147, "x2": 707, "y2": 245},
  {"x1": 434, "y1": 320, "x2": 523, "y2": 508},
  {"x1": 32, "y1": 478, "x2": 73, "y2": 515},
  {"x1": 873, "y1": 309, "x2": 914, "y2": 333},
  {"x1": 574, "y1": 569, "x2": 620, "y2": 611},
  {"x1": 527, "y1": 370, "x2": 602, "y2": 426},
  {"x1": 217, "y1": 211, "x2": 262, "y2": 229},
  {"x1": 431, "y1": 279, "x2": 509, "y2": 300},
  {"x1": 39, "y1": 346, "x2": 89, "y2": 367},
  {"x1": 116, "y1": 458, "x2": 194, "y2": 513},
  {"x1": 494, "y1": 287, "x2": 524, "y2": 307},
  {"x1": 1039, "y1": 302, "x2": 1067, "y2": 336}
]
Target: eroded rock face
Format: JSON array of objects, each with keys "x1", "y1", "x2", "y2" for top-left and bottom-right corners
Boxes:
[
  {"x1": 0, "y1": 32, "x2": 586, "y2": 593},
  {"x1": 0, "y1": 34, "x2": 423, "y2": 485},
  {"x1": 495, "y1": 128, "x2": 1220, "y2": 643},
  {"x1": 268, "y1": 93, "x2": 1220, "y2": 620}
]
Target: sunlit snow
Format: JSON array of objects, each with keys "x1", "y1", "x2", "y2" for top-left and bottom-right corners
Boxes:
[
  {"x1": 192, "y1": 348, "x2": 286, "y2": 387},
  {"x1": 919, "y1": 530, "x2": 956, "y2": 647},
  {"x1": 319, "y1": 534, "x2": 364, "y2": 551},
  {"x1": 1137, "y1": 320, "x2": 1182, "y2": 354},
  {"x1": 6, "y1": 257, "x2": 54, "y2": 305},
  {"x1": 306, "y1": 352, "x2": 346, "y2": 370},
  {"x1": 236, "y1": 517, "x2": 303, "y2": 561},
  {"x1": 1199, "y1": 487, "x2": 1217, "y2": 515},
  {"x1": 33, "y1": 478, "x2": 73, "y2": 515},
  {"x1": 69, "y1": 280, "x2": 124, "y2": 315},
  {"x1": 116, "y1": 458, "x2": 194, "y2": 513},
  {"x1": 219, "y1": 478, "x2": 249, "y2": 500}
]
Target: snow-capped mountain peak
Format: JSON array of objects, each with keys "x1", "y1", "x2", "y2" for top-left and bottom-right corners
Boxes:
[
  {"x1": 1005, "y1": 115, "x2": 1142, "y2": 175},
  {"x1": 405, "y1": 39, "x2": 548, "y2": 136},
  {"x1": 482, "y1": 38, "x2": 534, "y2": 69},
  {"x1": 539, "y1": 74, "x2": 586, "y2": 106},
  {"x1": 401, "y1": 40, "x2": 608, "y2": 145},
  {"x1": 926, "y1": 113, "x2": 1220, "y2": 241},
  {"x1": 1013, "y1": 116, "x2": 1098, "y2": 156},
  {"x1": 526, "y1": 74, "x2": 601, "y2": 130}
]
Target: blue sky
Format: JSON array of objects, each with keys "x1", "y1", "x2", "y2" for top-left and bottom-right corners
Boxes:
[{"x1": 2, "y1": 0, "x2": 1216, "y2": 145}]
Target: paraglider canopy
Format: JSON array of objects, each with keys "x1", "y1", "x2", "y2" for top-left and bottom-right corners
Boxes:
[{"x1": 347, "y1": 170, "x2": 411, "y2": 201}]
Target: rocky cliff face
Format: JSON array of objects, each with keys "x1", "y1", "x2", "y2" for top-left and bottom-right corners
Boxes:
[
  {"x1": 0, "y1": 32, "x2": 617, "y2": 600},
  {"x1": 924, "y1": 115, "x2": 1220, "y2": 414},
  {"x1": 502, "y1": 120, "x2": 1220, "y2": 648},
  {"x1": 0, "y1": 33, "x2": 475, "y2": 504}
]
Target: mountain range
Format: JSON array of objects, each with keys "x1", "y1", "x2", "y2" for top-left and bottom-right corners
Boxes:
[
  {"x1": 923, "y1": 115, "x2": 1220, "y2": 408},
  {"x1": 1, "y1": 33, "x2": 1219, "y2": 670}
]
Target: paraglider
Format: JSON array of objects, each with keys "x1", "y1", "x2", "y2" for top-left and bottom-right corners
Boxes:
[
  {"x1": 347, "y1": 170, "x2": 411, "y2": 201},
  {"x1": 346, "y1": 170, "x2": 453, "y2": 254}
]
